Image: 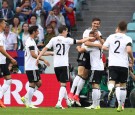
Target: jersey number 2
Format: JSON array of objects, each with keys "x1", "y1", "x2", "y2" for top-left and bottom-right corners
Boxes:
[
  {"x1": 56, "y1": 43, "x2": 65, "y2": 55},
  {"x1": 114, "y1": 40, "x2": 120, "y2": 53}
]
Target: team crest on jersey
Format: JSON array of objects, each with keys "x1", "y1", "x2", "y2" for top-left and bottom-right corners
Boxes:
[{"x1": 57, "y1": 39, "x2": 62, "y2": 42}]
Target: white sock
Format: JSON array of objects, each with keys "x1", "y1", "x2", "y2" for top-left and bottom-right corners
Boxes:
[
  {"x1": 57, "y1": 86, "x2": 66, "y2": 105},
  {"x1": 116, "y1": 87, "x2": 121, "y2": 106},
  {"x1": 92, "y1": 89, "x2": 99, "y2": 107},
  {"x1": 75, "y1": 78, "x2": 85, "y2": 95},
  {"x1": 34, "y1": 86, "x2": 38, "y2": 92},
  {"x1": 27, "y1": 87, "x2": 35, "y2": 105},
  {"x1": 0, "y1": 79, "x2": 12, "y2": 99},
  {"x1": 70, "y1": 75, "x2": 81, "y2": 93},
  {"x1": 64, "y1": 88, "x2": 70, "y2": 105},
  {"x1": 97, "y1": 89, "x2": 101, "y2": 106},
  {"x1": 120, "y1": 87, "x2": 127, "y2": 106}
]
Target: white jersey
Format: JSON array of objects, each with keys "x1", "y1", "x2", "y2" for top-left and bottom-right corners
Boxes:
[
  {"x1": 82, "y1": 27, "x2": 102, "y2": 47},
  {"x1": 103, "y1": 33, "x2": 132, "y2": 68},
  {"x1": 85, "y1": 40, "x2": 104, "y2": 70},
  {"x1": 0, "y1": 32, "x2": 6, "y2": 64},
  {"x1": 46, "y1": 35, "x2": 75, "y2": 67},
  {"x1": 83, "y1": 27, "x2": 102, "y2": 38},
  {"x1": 25, "y1": 37, "x2": 38, "y2": 70}
]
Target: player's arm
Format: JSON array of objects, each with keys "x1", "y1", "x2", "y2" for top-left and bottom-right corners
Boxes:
[
  {"x1": 38, "y1": 51, "x2": 54, "y2": 56},
  {"x1": 96, "y1": 35, "x2": 104, "y2": 44},
  {"x1": 76, "y1": 37, "x2": 94, "y2": 44},
  {"x1": 102, "y1": 45, "x2": 109, "y2": 51},
  {"x1": 76, "y1": 46, "x2": 86, "y2": 53},
  {"x1": 36, "y1": 47, "x2": 49, "y2": 64},
  {"x1": 84, "y1": 41, "x2": 102, "y2": 49},
  {"x1": 0, "y1": 46, "x2": 17, "y2": 65},
  {"x1": 29, "y1": 46, "x2": 50, "y2": 66},
  {"x1": 126, "y1": 43, "x2": 134, "y2": 65}
]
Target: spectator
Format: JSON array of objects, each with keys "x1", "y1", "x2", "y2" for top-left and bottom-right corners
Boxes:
[
  {"x1": 16, "y1": 0, "x2": 32, "y2": 22},
  {"x1": 4, "y1": 23, "x2": 18, "y2": 50},
  {"x1": 44, "y1": 24, "x2": 55, "y2": 47},
  {"x1": 52, "y1": 5, "x2": 66, "y2": 25},
  {"x1": 6, "y1": 0, "x2": 21, "y2": 12},
  {"x1": 56, "y1": 0, "x2": 76, "y2": 31},
  {"x1": 0, "y1": 0, "x2": 14, "y2": 24},
  {"x1": 46, "y1": 11, "x2": 61, "y2": 35},
  {"x1": 31, "y1": 0, "x2": 46, "y2": 28},
  {"x1": 18, "y1": 22, "x2": 29, "y2": 50},
  {"x1": 29, "y1": 14, "x2": 44, "y2": 49},
  {"x1": 11, "y1": 16, "x2": 21, "y2": 35}
]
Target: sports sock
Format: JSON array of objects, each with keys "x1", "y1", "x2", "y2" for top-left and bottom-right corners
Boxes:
[
  {"x1": 70, "y1": 75, "x2": 81, "y2": 93},
  {"x1": 92, "y1": 88, "x2": 99, "y2": 107},
  {"x1": 75, "y1": 78, "x2": 85, "y2": 95},
  {"x1": 97, "y1": 89, "x2": 101, "y2": 106},
  {"x1": 116, "y1": 87, "x2": 121, "y2": 106},
  {"x1": 57, "y1": 86, "x2": 66, "y2": 105},
  {"x1": 120, "y1": 87, "x2": 127, "y2": 106},
  {"x1": 0, "y1": 79, "x2": 12, "y2": 99},
  {"x1": 34, "y1": 86, "x2": 38, "y2": 92},
  {"x1": 27, "y1": 87, "x2": 35, "y2": 105}
]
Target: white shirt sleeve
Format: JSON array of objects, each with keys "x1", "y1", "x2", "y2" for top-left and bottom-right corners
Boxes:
[
  {"x1": 66, "y1": 37, "x2": 74, "y2": 45},
  {"x1": 103, "y1": 36, "x2": 111, "y2": 48}
]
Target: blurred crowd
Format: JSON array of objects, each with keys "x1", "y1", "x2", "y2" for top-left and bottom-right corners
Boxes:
[{"x1": 0, "y1": 0, "x2": 85, "y2": 51}]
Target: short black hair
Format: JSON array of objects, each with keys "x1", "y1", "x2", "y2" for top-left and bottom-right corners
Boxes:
[
  {"x1": 28, "y1": 26, "x2": 38, "y2": 35},
  {"x1": 92, "y1": 17, "x2": 101, "y2": 22},
  {"x1": 118, "y1": 21, "x2": 127, "y2": 31},
  {"x1": 30, "y1": 13, "x2": 37, "y2": 19},
  {"x1": 58, "y1": 25, "x2": 67, "y2": 33}
]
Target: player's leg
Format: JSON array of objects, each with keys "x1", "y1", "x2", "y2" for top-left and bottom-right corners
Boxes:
[
  {"x1": 73, "y1": 67, "x2": 89, "y2": 106},
  {"x1": 108, "y1": 67, "x2": 117, "y2": 101},
  {"x1": 22, "y1": 70, "x2": 40, "y2": 108},
  {"x1": 0, "y1": 64, "x2": 11, "y2": 108},
  {"x1": 68, "y1": 66, "x2": 85, "y2": 101},
  {"x1": 117, "y1": 68, "x2": 128, "y2": 112},
  {"x1": 55, "y1": 66, "x2": 71, "y2": 109},
  {"x1": 85, "y1": 70, "x2": 103, "y2": 109}
]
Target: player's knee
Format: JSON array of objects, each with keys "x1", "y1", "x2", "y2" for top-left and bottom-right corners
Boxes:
[
  {"x1": 5, "y1": 79, "x2": 12, "y2": 85},
  {"x1": 108, "y1": 84, "x2": 114, "y2": 91}
]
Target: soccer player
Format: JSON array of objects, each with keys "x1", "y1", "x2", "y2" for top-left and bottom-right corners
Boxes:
[
  {"x1": 36, "y1": 25, "x2": 92, "y2": 109},
  {"x1": 21, "y1": 26, "x2": 50, "y2": 108},
  {"x1": 0, "y1": 19, "x2": 17, "y2": 108},
  {"x1": 102, "y1": 21, "x2": 134, "y2": 112},
  {"x1": 68, "y1": 18, "x2": 103, "y2": 106},
  {"x1": 75, "y1": 30, "x2": 104, "y2": 109}
]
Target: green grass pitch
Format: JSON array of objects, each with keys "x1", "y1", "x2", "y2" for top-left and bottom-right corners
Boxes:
[{"x1": 0, "y1": 107, "x2": 135, "y2": 115}]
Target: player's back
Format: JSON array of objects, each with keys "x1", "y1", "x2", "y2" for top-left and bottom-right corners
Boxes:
[
  {"x1": 107, "y1": 33, "x2": 132, "y2": 67},
  {"x1": 47, "y1": 35, "x2": 74, "y2": 67}
]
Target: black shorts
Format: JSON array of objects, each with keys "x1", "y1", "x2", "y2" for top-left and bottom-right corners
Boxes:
[
  {"x1": 89, "y1": 70, "x2": 104, "y2": 84},
  {"x1": 0, "y1": 64, "x2": 10, "y2": 77},
  {"x1": 54, "y1": 66, "x2": 69, "y2": 83},
  {"x1": 108, "y1": 66, "x2": 128, "y2": 83},
  {"x1": 26, "y1": 70, "x2": 41, "y2": 83},
  {"x1": 77, "y1": 52, "x2": 90, "y2": 70}
]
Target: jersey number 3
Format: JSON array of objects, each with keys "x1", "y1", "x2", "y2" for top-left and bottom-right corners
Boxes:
[
  {"x1": 56, "y1": 43, "x2": 65, "y2": 55},
  {"x1": 114, "y1": 40, "x2": 120, "y2": 53}
]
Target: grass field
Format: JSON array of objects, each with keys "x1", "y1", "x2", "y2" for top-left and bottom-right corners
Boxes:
[{"x1": 0, "y1": 107, "x2": 135, "y2": 115}]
